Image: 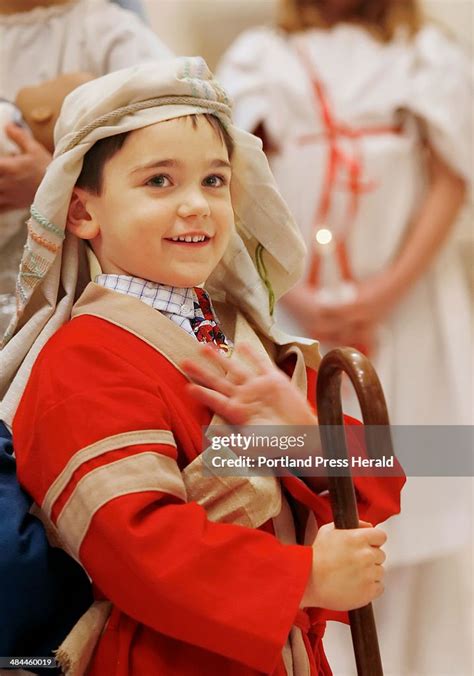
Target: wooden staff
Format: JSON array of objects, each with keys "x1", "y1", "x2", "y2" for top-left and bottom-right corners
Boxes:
[{"x1": 316, "y1": 347, "x2": 394, "y2": 676}]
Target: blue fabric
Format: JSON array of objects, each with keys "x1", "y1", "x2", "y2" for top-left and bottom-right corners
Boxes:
[
  {"x1": 110, "y1": 0, "x2": 148, "y2": 22},
  {"x1": 0, "y1": 422, "x2": 92, "y2": 670}
]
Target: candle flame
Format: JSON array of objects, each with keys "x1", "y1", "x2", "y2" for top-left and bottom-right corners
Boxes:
[{"x1": 315, "y1": 228, "x2": 333, "y2": 245}]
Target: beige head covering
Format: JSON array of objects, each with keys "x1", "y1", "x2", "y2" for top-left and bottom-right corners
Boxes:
[{"x1": 0, "y1": 57, "x2": 307, "y2": 425}]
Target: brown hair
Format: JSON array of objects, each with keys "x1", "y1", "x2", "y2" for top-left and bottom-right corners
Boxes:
[
  {"x1": 277, "y1": 0, "x2": 423, "y2": 41},
  {"x1": 76, "y1": 113, "x2": 234, "y2": 194}
]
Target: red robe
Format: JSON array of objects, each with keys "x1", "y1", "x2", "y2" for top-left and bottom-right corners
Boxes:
[{"x1": 13, "y1": 285, "x2": 404, "y2": 675}]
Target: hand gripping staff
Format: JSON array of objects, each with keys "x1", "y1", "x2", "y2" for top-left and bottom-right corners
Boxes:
[{"x1": 316, "y1": 347, "x2": 394, "y2": 676}]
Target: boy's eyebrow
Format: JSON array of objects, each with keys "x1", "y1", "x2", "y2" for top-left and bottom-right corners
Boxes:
[
  {"x1": 210, "y1": 159, "x2": 232, "y2": 169},
  {"x1": 131, "y1": 158, "x2": 231, "y2": 174},
  {"x1": 130, "y1": 159, "x2": 177, "y2": 174}
]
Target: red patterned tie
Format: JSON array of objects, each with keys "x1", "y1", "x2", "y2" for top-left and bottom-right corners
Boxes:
[{"x1": 191, "y1": 287, "x2": 229, "y2": 351}]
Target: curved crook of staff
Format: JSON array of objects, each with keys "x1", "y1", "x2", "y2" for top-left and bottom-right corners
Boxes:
[{"x1": 316, "y1": 347, "x2": 394, "y2": 676}]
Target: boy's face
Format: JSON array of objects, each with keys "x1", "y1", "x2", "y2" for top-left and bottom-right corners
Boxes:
[{"x1": 69, "y1": 116, "x2": 234, "y2": 287}]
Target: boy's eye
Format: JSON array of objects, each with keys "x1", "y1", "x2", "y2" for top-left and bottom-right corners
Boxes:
[
  {"x1": 147, "y1": 174, "x2": 172, "y2": 188},
  {"x1": 203, "y1": 174, "x2": 227, "y2": 188}
]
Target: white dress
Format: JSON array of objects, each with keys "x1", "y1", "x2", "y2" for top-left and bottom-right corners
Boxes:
[
  {"x1": 218, "y1": 23, "x2": 472, "y2": 427},
  {"x1": 0, "y1": 0, "x2": 171, "y2": 323},
  {"x1": 0, "y1": 0, "x2": 171, "y2": 101},
  {"x1": 218, "y1": 25, "x2": 473, "y2": 676}
]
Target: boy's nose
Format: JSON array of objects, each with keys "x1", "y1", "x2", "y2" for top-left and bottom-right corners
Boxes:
[{"x1": 177, "y1": 189, "x2": 211, "y2": 218}]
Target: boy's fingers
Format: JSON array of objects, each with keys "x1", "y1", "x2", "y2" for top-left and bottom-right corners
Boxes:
[
  {"x1": 237, "y1": 376, "x2": 276, "y2": 404},
  {"x1": 234, "y1": 342, "x2": 273, "y2": 376},
  {"x1": 193, "y1": 344, "x2": 229, "y2": 370},
  {"x1": 186, "y1": 383, "x2": 225, "y2": 409},
  {"x1": 181, "y1": 349, "x2": 222, "y2": 370},
  {"x1": 225, "y1": 354, "x2": 255, "y2": 384},
  {"x1": 217, "y1": 355, "x2": 253, "y2": 386},
  {"x1": 181, "y1": 360, "x2": 234, "y2": 397},
  {"x1": 374, "y1": 581, "x2": 385, "y2": 597},
  {"x1": 364, "y1": 528, "x2": 387, "y2": 547},
  {"x1": 186, "y1": 384, "x2": 248, "y2": 425},
  {"x1": 180, "y1": 358, "x2": 215, "y2": 382},
  {"x1": 373, "y1": 548, "x2": 386, "y2": 565},
  {"x1": 375, "y1": 566, "x2": 385, "y2": 582}
]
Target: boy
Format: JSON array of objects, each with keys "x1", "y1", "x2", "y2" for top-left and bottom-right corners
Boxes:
[{"x1": 0, "y1": 59, "x2": 403, "y2": 675}]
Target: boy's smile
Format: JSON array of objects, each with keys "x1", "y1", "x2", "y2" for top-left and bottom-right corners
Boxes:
[
  {"x1": 164, "y1": 230, "x2": 212, "y2": 247},
  {"x1": 68, "y1": 116, "x2": 234, "y2": 287},
  {"x1": 166, "y1": 234, "x2": 209, "y2": 244}
]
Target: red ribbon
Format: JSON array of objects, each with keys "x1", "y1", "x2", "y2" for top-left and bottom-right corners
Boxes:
[{"x1": 294, "y1": 44, "x2": 402, "y2": 290}]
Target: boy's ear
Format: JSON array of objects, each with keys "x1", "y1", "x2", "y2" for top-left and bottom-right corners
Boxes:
[{"x1": 67, "y1": 188, "x2": 100, "y2": 240}]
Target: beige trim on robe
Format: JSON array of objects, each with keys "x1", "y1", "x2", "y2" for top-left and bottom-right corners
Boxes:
[{"x1": 56, "y1": 284, "x2": 320, "y2": 676}]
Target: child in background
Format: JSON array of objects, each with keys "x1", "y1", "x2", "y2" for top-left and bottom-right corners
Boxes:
[
  {"x1": 0, "y1": 0, "x2": 171, "y2": 298},
  {"x1": 218, "y1": 1, "x2": 472, "y2": 673},
  {"x1": 217, "y1": 0, "x2": 472, "y2": 426},
  {"x1": 0, "y1": 59, "x2": 404, "y2": 675}
]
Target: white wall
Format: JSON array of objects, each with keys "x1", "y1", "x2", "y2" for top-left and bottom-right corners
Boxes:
[
  {"x1": 426, "y1": 0, "x2": 473, "y2": 52},
  {"x1": 145, "y1": 0, "x2": 473, "y2": 66},
  {"x1": 146, "y1": 0, "x2": 274, "y2": 68}
]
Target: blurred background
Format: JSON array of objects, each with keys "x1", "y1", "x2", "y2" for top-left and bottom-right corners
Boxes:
[
  {"x1": 147, "y1": 0, "x2": 474, "y2": 68},
  {"x1": 146, "y1": 0, "x2": 473, "y2": 291}
]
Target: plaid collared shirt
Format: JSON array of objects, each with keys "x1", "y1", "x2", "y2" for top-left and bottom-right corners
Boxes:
[{"x1": 95, "y1": 274, "x2": 228, "y2": 345}]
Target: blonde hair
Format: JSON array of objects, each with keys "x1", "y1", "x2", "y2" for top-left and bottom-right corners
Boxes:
[{"x1": 278, "y1": 0, "x2": 423, "y2": 41}]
